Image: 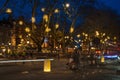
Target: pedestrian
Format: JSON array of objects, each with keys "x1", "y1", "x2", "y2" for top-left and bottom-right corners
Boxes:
[
  {"x1": 90, "y1": 52, "x2": 94, "y2": 65},
  {"x1": 66, "y1": 53, "x2": 73, "y2": 69},
  {"x1": 73, "y1": 49, "x2": 80, "y2": 69}
]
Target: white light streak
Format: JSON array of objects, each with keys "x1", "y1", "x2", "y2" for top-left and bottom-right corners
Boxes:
[{"x1": 0, "y1": 59, "x2": 54, "y2": 63}]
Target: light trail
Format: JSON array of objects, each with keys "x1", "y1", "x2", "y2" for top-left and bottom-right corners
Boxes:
[{"x1": 0, "y1": 59, "x2": 54, "y2": 63}]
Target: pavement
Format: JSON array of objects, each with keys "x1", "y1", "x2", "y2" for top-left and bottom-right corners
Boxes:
[{"x1": 0, "y1": 58, "x2": 120, "y2": 80}]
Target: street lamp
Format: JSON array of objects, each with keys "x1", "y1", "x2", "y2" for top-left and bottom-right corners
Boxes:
[
  {"x1": 65, "y1": 3, "x2": 70, "y2": 8},
  {"x1": 41, "y1": 8, "x2": 45, "y2": 12},
  {"x1": 19, "y1": 20, "x2": 23, "y2": 25}
]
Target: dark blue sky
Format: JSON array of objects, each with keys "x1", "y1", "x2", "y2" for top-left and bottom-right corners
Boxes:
[
  {"x1": 0, "y1": 0, "x2": 120, "y2": 22},
  {"x1": 101, "y1": 0, "x2": 120, "y2": 14}
]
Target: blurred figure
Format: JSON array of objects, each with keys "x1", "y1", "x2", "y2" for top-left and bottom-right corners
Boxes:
[
  {"x1": 66, "y1": 49, "x2": 81, "y2": 70},
  {"x1": 66, "y1": 54, "x2": 75, "y2": 70},
  {"x1": 73, "y1": 49, "x2": 80, "y2": 69}
]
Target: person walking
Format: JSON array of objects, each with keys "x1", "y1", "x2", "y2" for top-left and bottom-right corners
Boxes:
[{"x1": 73, "y1": 49, "x2": 80, "y2": 70}]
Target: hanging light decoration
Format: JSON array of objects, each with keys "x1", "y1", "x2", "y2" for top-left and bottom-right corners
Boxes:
[
  {"x1": 70, "y1": 27, "x2": 74, "y2": 33},
  {"x1": 6, "y1": 8, "x2": 12, "y2": 14},
  {"x1": 31, "y1": 17, "x2": 36, "y2": 23}
]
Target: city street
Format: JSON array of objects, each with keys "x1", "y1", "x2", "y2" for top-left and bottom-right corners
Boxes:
[
  {"x1": 0, "y1": 58, "x2": 120, "y2": 80},
  {"x1": 0, "y1": 0, "x2": 120, "y2": 80}
]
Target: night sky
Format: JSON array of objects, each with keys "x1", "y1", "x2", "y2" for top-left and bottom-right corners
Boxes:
[
  {"x1": 0, "y1": 0, "x2": 120, "y2": 22},
  {"x1": 101, "y1": 0, "x2": 120, "y2": 14}
]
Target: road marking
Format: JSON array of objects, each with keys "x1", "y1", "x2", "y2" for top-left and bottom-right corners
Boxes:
[{"x1": 22, "y1": 71, "x2": 29, "y2": 74}]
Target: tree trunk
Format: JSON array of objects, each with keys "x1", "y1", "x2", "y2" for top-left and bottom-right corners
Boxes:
[{"x1": 37, "y1": 45, "x2": 42, "y2": 53}]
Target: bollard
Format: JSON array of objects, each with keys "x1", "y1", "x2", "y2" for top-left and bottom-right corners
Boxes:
[
  {"x1": 44, "y1": 59, "x2": 51, "y2": 72},
  {"x1": 101, "y1": 56, "x2": 105, "y2": 63}
]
